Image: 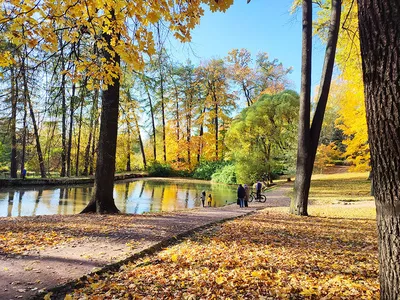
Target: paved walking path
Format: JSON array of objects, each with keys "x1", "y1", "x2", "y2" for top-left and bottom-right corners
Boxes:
[{"x1": 0, "y1": 184, "x2": 292, "y2": 299}]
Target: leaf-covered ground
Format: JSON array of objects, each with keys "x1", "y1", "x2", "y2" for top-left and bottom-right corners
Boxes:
[
  {"x1": 64, "y1": 207, "x2": 379, "y2": 299},
  {"x1": 0, "y1": 213, "x2": 170, "y2": 255}
]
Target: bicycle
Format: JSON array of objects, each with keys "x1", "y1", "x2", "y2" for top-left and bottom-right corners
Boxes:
[{"x1": 248, "y1": 190, "x2": 266, "y2": 203}]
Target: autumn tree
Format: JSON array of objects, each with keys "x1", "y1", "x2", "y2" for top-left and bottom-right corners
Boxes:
[
  {"x1": 329, "y1": 2, "x2": 369, "y2": 171},
  {"x1": 196, "y1": 59, "x2": 236, "y2": 161},
  {"x1": 226, "y1": 90, "x2": 299, "y2": 183},
  {"x1": 226, "y1": 48, "x2": 292, "y2": 107},
  {"x1": 226, "y1": 48, "x2": 255, "y2": 106},
  {"x1": 356, "y1": 0, "x2": 400, "y2": 297}
]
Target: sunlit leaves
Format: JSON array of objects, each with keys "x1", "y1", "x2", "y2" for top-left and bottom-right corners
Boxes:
[
  {"x1": 314, "y1": 0, "x2": 369, "y2": 171},
  {"x1": 66, "y1": 208, "x2": 379, "y2": 299},
  {"x1": 0, "y1": 0, "x2": 234, "y2": 82}
]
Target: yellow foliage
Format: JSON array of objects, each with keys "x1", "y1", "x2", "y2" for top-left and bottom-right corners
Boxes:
[
  {"x1": 314, "y1": 1, "x2": 369, "y2": 172},
  {"x1": 0, "y1": 0, "x2": 234, "y2": 86}
]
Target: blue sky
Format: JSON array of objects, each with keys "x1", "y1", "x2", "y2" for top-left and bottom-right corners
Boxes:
[{"x1": 168, "y1": 0, "x2": 326, "y2": 93}]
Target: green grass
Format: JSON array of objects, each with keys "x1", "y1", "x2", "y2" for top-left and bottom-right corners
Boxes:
[
  {"x1": 280, "y1": 172, "x2": 376, "y2": 219},
  {"x1": 309, "y1": 172, "x2": 373, "y2": 204}
]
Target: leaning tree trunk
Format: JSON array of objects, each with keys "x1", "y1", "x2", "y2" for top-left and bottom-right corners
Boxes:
[
  {"x1": 357, "y1": 0, "x2": 400, "y2": 298},
  {"x1": 291, "y1": 0, "x2": 341, "y2": 215},
  {"x1": 81, "y1": 16, "x2": 120, "y2": 214}
]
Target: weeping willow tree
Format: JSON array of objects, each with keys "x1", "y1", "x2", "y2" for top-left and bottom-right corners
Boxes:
[{"x1": 226, "y1": 90, "x2": 299, "y2": 183}]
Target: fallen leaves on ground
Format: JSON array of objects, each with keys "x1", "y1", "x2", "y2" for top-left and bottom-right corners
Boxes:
[
  {"x1": 66, "y1": 209, "x2": 379, "y2": 299},
  {"x1": 0, "y1": 213, "x2": 184, "y2": 255}
]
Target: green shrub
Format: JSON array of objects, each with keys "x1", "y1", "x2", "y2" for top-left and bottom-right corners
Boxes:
[
  {"x1": 192, "y1": 161, "x2": 229, "y2": 180},
  {"x1": 211, "y1": 164, "x2": 237, "y2": 184},
  {"x1": 148, "y1": 161, "x2": 173, "y2": 177}
]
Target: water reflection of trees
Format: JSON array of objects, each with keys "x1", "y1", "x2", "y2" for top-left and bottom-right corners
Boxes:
[{"x1": 1, "y1": 180, "x2": 236, "y2": 217}]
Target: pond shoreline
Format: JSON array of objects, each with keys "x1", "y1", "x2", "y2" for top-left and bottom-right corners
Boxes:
[{"x1": 0, "y1": 172, "x2": 148, "y2": 188}]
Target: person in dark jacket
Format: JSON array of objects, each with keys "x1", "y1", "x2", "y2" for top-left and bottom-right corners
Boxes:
[
  {"x1": 256, "y1": 181, "x2": 262, "y2": 200},
  {"x1": 244, "y1": 184, "x2": 250, "y2": 207},
  {"x1": 201, "y1": 190, "x2": 206, "y2": 207},
  {"x1": 237, "y1": 184, "x2": 246, "y2": 208}
]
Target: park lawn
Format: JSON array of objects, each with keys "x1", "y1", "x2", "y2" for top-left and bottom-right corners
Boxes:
[
  {"x1": 308, "y1": 172, "x2": 374, "y2": 204},
  {"x1": 63, "y1": 207, "x2": 379, "y2": 299}
]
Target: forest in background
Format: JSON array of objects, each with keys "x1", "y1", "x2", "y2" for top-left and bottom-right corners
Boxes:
[{"x1": 0, "y1": 0, "x2": 368, "y2": 184}]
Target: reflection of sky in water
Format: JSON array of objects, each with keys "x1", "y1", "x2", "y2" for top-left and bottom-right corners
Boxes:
[{"x1": 0, "y1": 179, "x2": 237, "y2": 217}]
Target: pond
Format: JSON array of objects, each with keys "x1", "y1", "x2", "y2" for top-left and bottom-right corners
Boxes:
[{"x1": 0, "y1": 178, "x2": 237, "y2": 217}]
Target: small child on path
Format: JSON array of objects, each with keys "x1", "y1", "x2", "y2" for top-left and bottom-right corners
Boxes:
[{"x1": 207, "y1": 194, "x2": 212, "y2": 207}]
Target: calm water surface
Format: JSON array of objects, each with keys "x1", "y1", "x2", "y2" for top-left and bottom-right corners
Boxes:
[{"x1": 0, "y1": 179, "x2": 237, "y2": 217}]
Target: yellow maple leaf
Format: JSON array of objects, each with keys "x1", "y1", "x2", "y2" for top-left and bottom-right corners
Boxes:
[
  {"x1": 215, "y1": 276, "x2": 225, "y2": 285},
  {"x1": 171, "y1": 254, "x2": 178, "y2": 262},
  {"x1": 44, "y1": 292, "x2": 53, "y2": 300}
]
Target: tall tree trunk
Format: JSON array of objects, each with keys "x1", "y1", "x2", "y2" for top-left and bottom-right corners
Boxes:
[
  {"x1": 27, "y1": 89, "x2": 46, "y2": 178},
  {"x1": 160, "y1": 69, "x2": 167, "y2": 163},
  {"x1": 81, "y1": 12, "x2": 120, "y2": 214},
  {"x1": 197, "y1": 107, "x2": 206, "y2": 163},
  {"x1": 60, "y1": 37, "x2": 67, "y2": 177},
  {"x1": 20, "y1": 79, "x2": 27, "y2": 176},
  {"x1": 10, "y1": 67, "x2": 17, "y2": 178},
  {"x1": 143, "y1": 78, "x2": 157, "y2": 161},
  {"x1": 89, "y1": 87, "x2": 99, "y2": 176},
  {"x1": 75, "y1": 83, "x2": 85, "y2": 176},
  {"x1": 357, "y1": 0, "x2": 400, "y2": 298},
  {"x1": 157, "y1": 26, "x2": 167, "y2": 163},
  {"x1": 67, "y1": 83, "x2": 75, "y2": 177},
  {"x1": 22, "y1": 56, "x2": 46, "y2": 178},
  {"x1": 291, "y1": 0, "x2": 312, "y2": 215},
  {"x1": 133, "y1": 111, "x2": 146, "y2": 169},
  {"x1": 83, "y1": 92, "x2": 95, "y2": 176},
  {"x1": 186, "y1": 99, "x2": 192, "y2": 167},
  {"x1": 175, "y1": 87, "x2": 180, "y2": 162},
  {"x1": 291, "y1": 0, "x2": 341, "y2": 215},
  {"x1": 126, "y1": 125, "x2": 131, "y2": 172},
  {"x1": 214, "y1": 102, "x2": 219, "y2": 161}
]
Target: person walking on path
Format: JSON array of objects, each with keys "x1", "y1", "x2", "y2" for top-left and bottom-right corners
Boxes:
[
  {"x1": 201, "y1": 190, "x2": 206, "y2": 207},
  {"x1": 244, "y1": 184, "x2": 250, "y2": 207},
  {"x1": 237, "y1": 184, "x2": 245, "y2": 208},
  {"x1": 256, "y1": 181, "x2": 262, "y2": 200}
]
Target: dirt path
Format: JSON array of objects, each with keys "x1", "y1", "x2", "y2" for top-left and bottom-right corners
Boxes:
[{"x1": 0, "y1": 184, "x2": 292, "y2": 300}]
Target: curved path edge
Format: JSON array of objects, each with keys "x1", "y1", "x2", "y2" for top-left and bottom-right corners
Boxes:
[{"x1": 2, "y1": 184, "x2": 292, "y2": 300}]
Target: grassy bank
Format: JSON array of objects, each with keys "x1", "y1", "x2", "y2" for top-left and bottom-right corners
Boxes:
[
  {"x1": 308, "y1": 172, "x2": 373, "y2": 204},
  {"x1": 0, "y1": 172, "x2": 147, "y2": 188}
]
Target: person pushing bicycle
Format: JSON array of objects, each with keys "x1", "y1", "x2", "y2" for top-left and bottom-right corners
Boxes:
[{"x1": 256, "y1": 181, "x2": 262, "y2": 200}]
